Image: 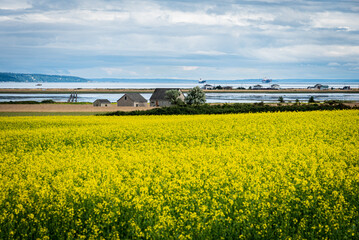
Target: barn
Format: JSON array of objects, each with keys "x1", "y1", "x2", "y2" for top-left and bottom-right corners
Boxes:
[
  {"x1": 93, "y1": 99, "x2": 111, "y2": 107},
  {"x1": 117, "y1": 93, "x2": 147, "y2": 107},
  {"x1": 149, "y1": 88, "x2": 185, "y2": 107}
]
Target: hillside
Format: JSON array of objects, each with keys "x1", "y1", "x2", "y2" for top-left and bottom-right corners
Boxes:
[{"x1": 0, "y1": 72, "x2": 88, "y2": 82}]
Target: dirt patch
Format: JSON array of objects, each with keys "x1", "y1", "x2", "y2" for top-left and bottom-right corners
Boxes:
[
  {"x1": 0, "y1": 104, "x2": 154, "y2": 112},
  {"x1": 1, "y1": 102, "x2": 357, "y2": 113},
  {"x1": 344, "y1": 102, "x2": 359, "y2": 107}
]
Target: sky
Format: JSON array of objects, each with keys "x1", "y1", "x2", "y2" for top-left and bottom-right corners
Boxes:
[{"x1": 0, "y1": 0, "x2": 359, "y2": 80}]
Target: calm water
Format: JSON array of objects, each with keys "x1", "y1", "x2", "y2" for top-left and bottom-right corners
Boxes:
[
  {"x1": 1, "y1": 79, "x2": 359, "y2": 89},
  {"x1": 1, "y1": 92, "x2": 358, "y2": 103},
  {"x1": 1, "y1": 79, "x2": 358, "y2": 103}
]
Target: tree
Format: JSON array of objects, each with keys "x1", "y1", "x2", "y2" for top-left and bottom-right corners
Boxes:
[
  {"x1": 278, "y1": 96, "x2": 285, "y2": 103},
  {"x1": 308, "y1": 96, "x2": 315, "y2": 103},
  {"x1": 185, "y1": 86, "x2": 206, "y2": 105},
  {"x1": 165, "y1": 89, "x2": 184, "y2": 105}
]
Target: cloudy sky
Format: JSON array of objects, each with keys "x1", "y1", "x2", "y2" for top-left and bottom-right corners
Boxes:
[{"x1": 0, "y1": 0, "x2": 358, "y2": 79}]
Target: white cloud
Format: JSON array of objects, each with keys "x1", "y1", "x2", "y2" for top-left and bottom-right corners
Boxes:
[
  {"x1": 166, "y1": 10, "x2": 271, "y2": 27},
  {"x1": 0, "y1": 0, "x2": 31, "y2": 10},
  {"x1": 1, "y1": 1, "x2": 274, "y2": 28},
  {"x1": 0, "y1": 16, "x2": 11, "y2": 21},
  {"x1": 311, "y1": 11, "x2": 359, "y2": 31},
  {"x1": 253, "y1": 45, "x2": 359, "y2": 63},
  {"x1": 4, "y1": 10, "x2": 130, "y2": 24},
  {"x1": 194, "y1": 50, "x2": 227, "y2": 56},
  {"x1": 102, "y1": 67, "x2": 138, "y2": 76},
  {"x1": 182, "y1": 66, "x2": 199, "y2": 71}
]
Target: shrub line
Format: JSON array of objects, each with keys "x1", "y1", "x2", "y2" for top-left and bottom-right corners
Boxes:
[{"x1": 101, "y1": 103, "x2": 357, "y2": 116}]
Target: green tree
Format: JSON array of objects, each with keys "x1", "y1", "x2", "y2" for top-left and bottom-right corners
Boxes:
[
  {"x1": 308, "y1": 96, "x2": 315, "y2": 103},
  {"x1": 185, "y1": 86, "x2": 206, "y2": 105},
  {"x1": 278, "y1": 96, "x2": 285, "y2": 103},
  {"x1": 165, "y1": 89, "x2": 184, "y2": 105}
]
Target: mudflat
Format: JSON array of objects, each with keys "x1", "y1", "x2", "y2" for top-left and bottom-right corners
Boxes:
[{"x1": 0, "y1": 104, "x2": 153, "y2": 112}]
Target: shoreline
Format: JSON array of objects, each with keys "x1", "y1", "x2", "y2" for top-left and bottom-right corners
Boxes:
[{"x1": 0, "y1": 88, "x2": 359, "y2": 94}]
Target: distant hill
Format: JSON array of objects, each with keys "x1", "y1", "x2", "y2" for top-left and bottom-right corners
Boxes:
[{"x1": 0, "y1": 73, "x2": 88, "y2": 82}]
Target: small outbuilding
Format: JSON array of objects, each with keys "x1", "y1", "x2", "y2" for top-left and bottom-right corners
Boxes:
[
  {"x1": 93, "y1": 99, "x2": 111, "y2": 107},
  {"x1": 150, "y1": 88, "x2": 185, "y2": 107},
  {"x1": 117, "y1": 93, "x2": 147, "y2": 107}
]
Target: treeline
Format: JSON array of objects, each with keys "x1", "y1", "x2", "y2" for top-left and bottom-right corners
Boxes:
[
  {"x1": 0, "y1": 73, "x2": 88, "y2": 82},
  {"x1": 103, "y1": 102, "x2": 356, "y2": 116}
]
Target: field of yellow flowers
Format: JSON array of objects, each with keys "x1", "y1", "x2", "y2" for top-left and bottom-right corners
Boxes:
[{"x1": 0, "y1": 110, "x2": 358, "y2": 239}]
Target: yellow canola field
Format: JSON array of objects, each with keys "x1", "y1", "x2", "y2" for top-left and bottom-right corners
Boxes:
[{"x1": 0, "y1": 110, "x2": 358, "y2": 239}]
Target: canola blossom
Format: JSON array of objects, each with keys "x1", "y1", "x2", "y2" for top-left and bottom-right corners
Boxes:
[{"x1": 0, "y1": 110, "x2": 358, "y2": 239}]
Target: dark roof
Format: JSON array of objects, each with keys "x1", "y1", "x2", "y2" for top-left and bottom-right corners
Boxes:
[
  {"x1": 94, "y1": 99, "x2": 111, "y2": 103},
  {"x1": 119, "y1": 93, "x2": 147, "y2": 102},
  {"x1": 150, "y1": 88, "x2": 182, "y2": 101}
]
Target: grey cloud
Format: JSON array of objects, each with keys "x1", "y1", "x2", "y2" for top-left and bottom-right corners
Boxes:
[{"x1": 0, "y1": 0, "x2": 358, "y2": 78}]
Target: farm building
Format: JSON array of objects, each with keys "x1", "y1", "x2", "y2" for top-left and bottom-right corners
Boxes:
[
  {"x1": 93, "y1": 99, "x2": 111, "y2": 107},
  {"x1": 308, "y1": 84, "x2": 329, "y2": 90},
  {"x1": 253, "y1": 84, "x2": 263, "y2": 90},
  {"x1": 314, "y1": 84, "x2": 329, "y2": 90},
  {"x1": 150, "y1": 88, "x2": 185, "y2": 107},
  {"x1": 202, "y1": 84, "x2": 214, "y2": 90},
  {"x1": 117, "y1": 93, "x2": 147, "y2": 107},
  {"x1": 271, "y1": 84, "x2": 280, "y2": 90}
]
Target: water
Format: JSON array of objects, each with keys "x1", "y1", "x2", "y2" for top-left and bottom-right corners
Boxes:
[
  {"x1": 205, "y1": 93, "x2": 359, "y2": 103},
  {"x1": 1, "y1": 79, "x2": 358, "y2": 103},
  {"x1": 1, "y1": 78, "x2": 358, "y2": 89},
  {"x1": 1, "y1": 92, "x2": 358, "y2": 103}
]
